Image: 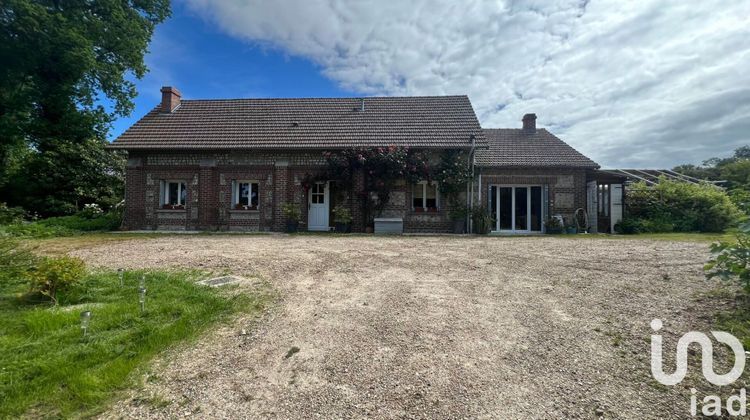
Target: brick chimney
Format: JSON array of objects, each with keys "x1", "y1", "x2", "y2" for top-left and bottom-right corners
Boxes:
[
  {"x1": 522, "y1": 113, "x2": 536, "y2": 133},
  {"x1": 160, "y1": 86, "x2": 181, "y2": 113}
]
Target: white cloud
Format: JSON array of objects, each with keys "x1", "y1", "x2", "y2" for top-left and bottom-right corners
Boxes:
[{"x1": 184, "y1": 0, "x2": 750, "y2": 167}]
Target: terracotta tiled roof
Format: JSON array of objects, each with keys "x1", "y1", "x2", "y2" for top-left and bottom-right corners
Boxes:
[
  {"x1": 109, "y1": 96, "x2": 485, "y2": 150},
  {"x1": 476, "y1": 128, "x2": 599, "y2": 168}
]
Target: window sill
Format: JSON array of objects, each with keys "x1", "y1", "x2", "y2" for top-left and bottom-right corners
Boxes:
[
  {"x1": 229, "y1": 209, "x2": 260, "y2": 213},
  {"x1": 157, "y1": 209, "x2": 186, "y2": 213}
]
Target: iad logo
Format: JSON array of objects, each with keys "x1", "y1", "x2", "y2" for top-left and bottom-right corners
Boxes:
[
  {"x1": 650, "y1": 318, "x2": 745, "y2": 386},
  {"x1": 650, "y1": 319, "x2": 747, "y2": 416}
]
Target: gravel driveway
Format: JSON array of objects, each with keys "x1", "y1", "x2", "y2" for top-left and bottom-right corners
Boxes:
[{"x1": 75, "y1": 235, "x2": 723, "y2": 419}]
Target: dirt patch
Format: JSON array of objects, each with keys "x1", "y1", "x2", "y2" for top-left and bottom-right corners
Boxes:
[{"x1": 75, "y1": 235, "x2": 723, "y2": 418}]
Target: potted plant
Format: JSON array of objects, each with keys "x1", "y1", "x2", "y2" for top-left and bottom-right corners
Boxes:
[
  {"x1": 333, "y1": 204, "x2": 352, "y2": 233},
  {"x1": 545, "y1": 217, "x2": 563, "y2": 234},
  {"x1": 282, "y1": 203, "x2": 301, "y2": 233},
  {"x1": 470, "y1": 206, "x2": 493, "y2": 234},
  {"x1": 565, "y1": 223, "x2": 578, "y2": 234},
  {"x1": 448, "y1": 203, "x2": 469, "y2": 234}
]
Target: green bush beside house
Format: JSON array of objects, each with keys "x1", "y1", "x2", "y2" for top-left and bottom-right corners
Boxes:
[{"x1": 616, "y1": 180, "x2": 743, "y2": 234}]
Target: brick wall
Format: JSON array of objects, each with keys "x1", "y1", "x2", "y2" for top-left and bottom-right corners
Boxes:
[
  {"x1": 123, "y1": 157, "x2": 146, "y2": 230},
  {"x1": 122, "y1": 151, "x2": 588, "y2": 233},
  {"x1": 217, "y1": 167, "x2": 274, "y2": 231},
  {"x1": 122, "y1": 151, "x2": 325, "y2": 232}
]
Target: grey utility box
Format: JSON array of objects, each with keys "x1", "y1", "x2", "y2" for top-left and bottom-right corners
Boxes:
[{"x1": 374, "y1": 217, "x2": 403, "y2": 234}]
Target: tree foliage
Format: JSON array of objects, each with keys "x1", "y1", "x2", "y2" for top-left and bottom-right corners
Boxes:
[
  {"x1": 705, "y1": 222, "x2": 750, "y2": 292},
  {"x1": 0, "y1": 0, "x2": 170, "y2": 210},
  {"x1": 619, "y1": 179, "x2": 742, "y2": 233},
  {"x1": 2, "y1": 138, "x2": 125, "y2": 216},
  {"x1": 318, "y1": 147, "x2": 474, "y2": 224},
  {"x1": 322, "y1": 147, "x2": 430, "y2": 220},
  {"x1": 433, "y1": 149, "x2": 471, "y2": 202},
  {"x1": 673, "y1": 145, "x2": 750, "y2": 215}
]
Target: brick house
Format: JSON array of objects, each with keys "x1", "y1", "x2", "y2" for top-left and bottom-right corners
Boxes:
[
  {"x1": 475, "y1": 115, "x2": 601, "y2": 233},
  {"x1": 110, "y1": 86, "x2": 619, "y2": 233}
]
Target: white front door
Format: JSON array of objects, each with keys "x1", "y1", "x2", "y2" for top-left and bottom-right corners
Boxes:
[{"x1": 308, "y1": 182, "x2": 330, "y2": 231}]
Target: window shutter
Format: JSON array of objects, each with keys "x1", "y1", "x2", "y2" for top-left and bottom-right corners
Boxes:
[{"x1": 231, "y1": 180, "x2": 237, "y2": 205}]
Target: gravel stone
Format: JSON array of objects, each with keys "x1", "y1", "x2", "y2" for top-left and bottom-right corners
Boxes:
[{"x1": 75, "y1": 235, "x2": 727, "y2": 419}]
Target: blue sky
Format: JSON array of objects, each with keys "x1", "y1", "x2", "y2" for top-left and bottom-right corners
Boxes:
[
  {"x1": 110, "y1": 1, "x2": 750, "y2": 168},
  {"x1": 108, "y1": 3, "x2": 357, "y2": 139}
]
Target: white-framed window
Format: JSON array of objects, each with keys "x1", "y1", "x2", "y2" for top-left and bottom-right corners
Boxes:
[
  {"x1": 162, "y1": 180, "x2": 187, "y2": 208},
  {"x1": 412, "y1": 181, "x2": 439, "y2": 212},
  {"x1": 233, "y1": 180, "x2": 259, "y2": 210}
]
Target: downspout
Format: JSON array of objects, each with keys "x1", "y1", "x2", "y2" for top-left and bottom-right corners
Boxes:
[{"x1": 467, "y1": 134, "x2": 477, "y2": 233}]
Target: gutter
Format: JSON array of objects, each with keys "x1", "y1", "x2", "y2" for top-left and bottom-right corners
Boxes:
[{"x1": 467, "y1": 134, "x2": 477, "y2": 233}]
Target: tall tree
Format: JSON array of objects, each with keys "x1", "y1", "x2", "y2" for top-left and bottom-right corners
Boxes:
[
  {"x1": 4, "y1": 138, "x2": 125, "y2": 216},
  {"x1": 0, "y1": 0, "x2": 170, "y2": 179}
]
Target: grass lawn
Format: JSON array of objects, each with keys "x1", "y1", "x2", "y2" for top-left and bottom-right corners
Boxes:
[
  {"x1": 613, "y1": 231, "x2": 737, "y2": 243},
  {"x1": 0, "y1": 268, "x2": 270, "y2": 418},
  {"x1": 545, "y1": 231, "x2": 737, "y2": 243}
]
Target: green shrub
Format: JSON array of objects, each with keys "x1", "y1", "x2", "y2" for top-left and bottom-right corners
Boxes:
[
  {"x1": 706, "y1": 222, "x2": 750, "y2": 292},
  {"x1": 78, "y1": 203, "x2": 104, "y2": 218},
  {"x1": 471, "y1": 206, "x2": 493, "y2": 234},
  {"x1": 332, "y1": 204, "x2": 352, "y2": 224},
  {"x1": 0, "y1": 202, "x2": 25, "y2": 225},
  {"x1": 0, "y1": 236, "x2": 38, "y2": 284},
  {"x1": 448, "y1": 202, "x2": 469, "y2": 221},
  {"x1": 38, "y1": 212, "x2": 122, "y2": 231},
  {"x1": 728, "y1": 188, "x2": 750, "y2": 215},
  {"x1": 0, "y1": 211, "x2": 122, "y2": 238},
  {"x1": 29, "y1": 256, "x2": 86, "y2": 305},
  {"x1": 282, "y1": 203, "x2": 301, "y2": 221},
  {"x1": 545, "y1": 216, "x2": 563, "y2": 233},
  {"x1": 0, "y1": 222, "x2": 77, "y2": 238},
  {"x1": 625, "y1": 180, "x2": 742, "y2": 233},
  {"x1": 614, "y1": 217, "x2": 643, "y2": 234}
]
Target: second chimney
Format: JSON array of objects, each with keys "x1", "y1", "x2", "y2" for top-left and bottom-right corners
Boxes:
[
  {"x1": 160, "y1": 86, "x2": 182, "y2": 113},
  {"x1": 522, "y1": 113, "x2": 536, "y2": 133}
]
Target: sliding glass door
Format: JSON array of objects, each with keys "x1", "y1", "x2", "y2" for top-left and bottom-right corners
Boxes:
[{"x1": 489, "y1": 185, "x2": 543, "y2": 233}]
